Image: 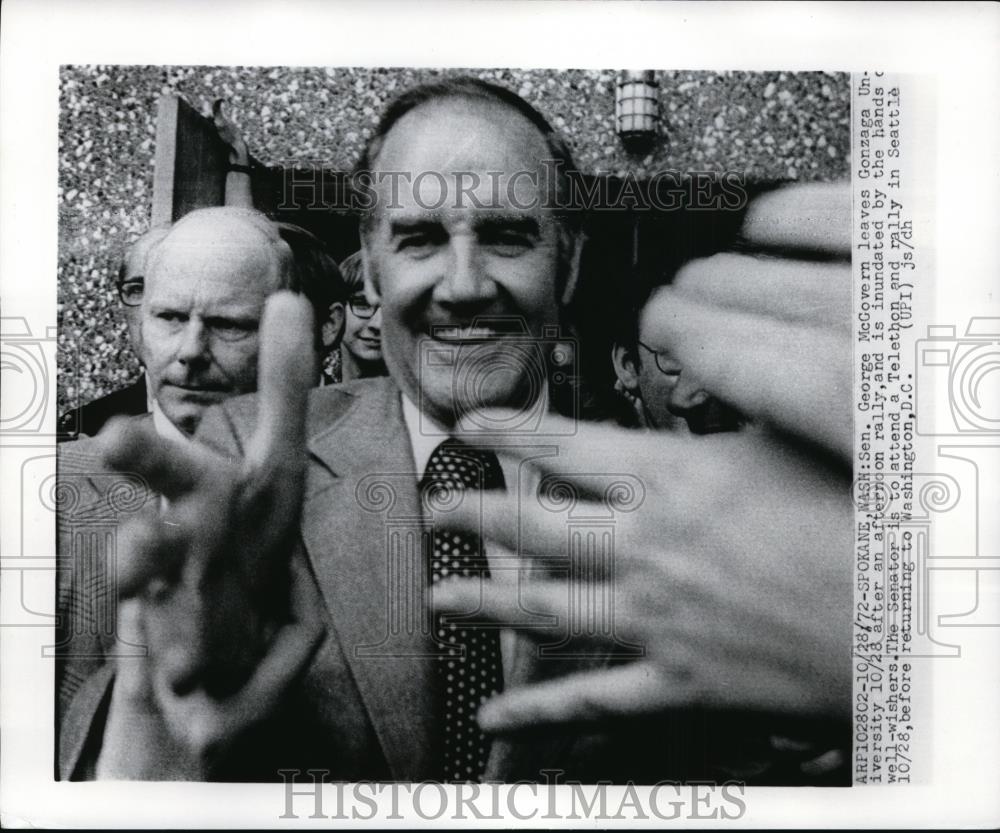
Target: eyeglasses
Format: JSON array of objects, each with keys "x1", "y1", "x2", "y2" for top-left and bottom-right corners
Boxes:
[
  {"x1": 117, "y1": 278, "x2": 144, "y2": 307},
  {"x1": 636, "y1": 341, "x2": 682, "y2": 376},
  {"x1": 348, "y1": 296, "x2": 380, "y2": 319}
]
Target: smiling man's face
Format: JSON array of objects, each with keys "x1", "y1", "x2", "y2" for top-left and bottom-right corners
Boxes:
[{"x1": 362, "y1": 96, "x2": 564, "y2": 428}]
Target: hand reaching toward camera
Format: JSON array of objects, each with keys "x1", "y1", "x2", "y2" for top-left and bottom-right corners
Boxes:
[
  {"x1": 210, "y1": 98, "x2": 254, "y2": 207},
  {"x1": 434, "y1": 181, "x2": 854, "y2": 733},
  {"x1": 211, "y1": 98, "x2": 250, "y2": 166},
  {"x1": 95, "y1": 293, "x2": 323, "y2": 779}
]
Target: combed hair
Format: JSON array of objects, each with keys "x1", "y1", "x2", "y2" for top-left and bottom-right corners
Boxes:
[
  {"x1": 274, "y1": 222, "x2": 348, "y2": 319},
  {"x1": 116, "y1": 224, "x2": 171, "y2": 285},
  {"x1": 338, "y1": 250, "x2": 365, "y2": 292}
]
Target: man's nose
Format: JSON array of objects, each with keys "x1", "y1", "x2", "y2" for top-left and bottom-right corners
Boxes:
[
  {"x1": 367, "y1": 306, "x2": 383, "y2": 332},
  {"x1": 435, "y1": 240, "x2": 498, "y2": 307},
  {"x1": 175, "y1": 319, "x2": 210, "y2": 364}
]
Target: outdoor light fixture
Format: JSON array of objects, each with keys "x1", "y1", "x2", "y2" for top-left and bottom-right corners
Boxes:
[{"x1": 615, "y1": 70, "x2": 661, "y2": 152}]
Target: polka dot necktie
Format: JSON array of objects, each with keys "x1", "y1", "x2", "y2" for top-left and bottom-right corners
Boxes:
[{"x1": 420, "y1": 439, "x2": 506, "y2": 783}]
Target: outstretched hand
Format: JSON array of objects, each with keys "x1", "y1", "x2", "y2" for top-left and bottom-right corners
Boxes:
[
  {"x1": 210, "y1": 98, "x2": 250, "y2": 166},
  {"x1": 95, "y1": 292, "x2": 324, "y2": 778},
  {"x1": 435, "y1": 181, "x2": 853, "y2": 734}
]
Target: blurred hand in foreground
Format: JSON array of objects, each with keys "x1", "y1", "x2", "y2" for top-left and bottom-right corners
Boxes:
[
  {"x1": 434, "y1": 181, "x2": 854, "y2": 732},
  {"x1": 95, "y1": 293, "x2": 323, "y2": 779},
  {"x1": 210, "y1": 98, "x2": 250, "y2": 166}
]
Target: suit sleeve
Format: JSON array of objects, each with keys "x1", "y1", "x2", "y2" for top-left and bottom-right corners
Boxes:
[{"x1": 55, "y1": 441, "x2": 152, "y2": 780}]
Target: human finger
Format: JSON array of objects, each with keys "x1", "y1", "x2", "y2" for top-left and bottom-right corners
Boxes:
[
  {"x1": 432, "y1": 576, "x2": 567, "y2": 636},
  {"x1": 477, "y1": 662, "x2": 674, "y2": 732},
  {"x1": 674, "y1": 252, "x2": 850, "y2": 331},
  {"x1": 180, "y1": 606, "x2": 325, "y2": 756},
  {"x1": 460, "y1": 409, "x2": 700, "y2": 484},
  {"x1": 98, "y1": 417, "x2": 209, "y2": 499},
  {"x1": 434, "y1": 490, "x2": 640, "y2": 562},
  {"x1": 641, "y1": 289, "x2": 851, "y2": 459},
  {"x1": 741, "y1": 181, "x2": 850, "y2": 256},
  {"x1": 112, "y1": 601, "x2": 154, "y2": 703},
  {"x1": 433, "y1": 575, "x2": 647, "y2": 655},
  {"x1": 115, "y1": 506, "x2": 189, "y2": 598},
  {"x1": 244, "y1": 291, "x2": 316, "y2": 474},
  {"x1": 480, "y1": 657, "x2": 845, "y2": 732},
  {"x1": 212, "y1": 616, "x2": 324, "y2": 742}
]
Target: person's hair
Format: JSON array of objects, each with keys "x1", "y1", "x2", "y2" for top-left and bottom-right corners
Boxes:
[
  {"x1": 274, "y1": 222, "x2": 348, "y2": 322},
  {"x1": 338, "y1": 250, "x2": 365, "y2": 293},
  {"x1": 116, "y1": 224, "x2": 171, "y2": 285},
  {"x1": 610, "y1": 277, "x2": 657, "y2": 357}
]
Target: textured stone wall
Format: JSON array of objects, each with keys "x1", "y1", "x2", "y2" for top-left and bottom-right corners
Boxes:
[{"x1": 58, "y1": 66, "x2": 849, "y2": 412}]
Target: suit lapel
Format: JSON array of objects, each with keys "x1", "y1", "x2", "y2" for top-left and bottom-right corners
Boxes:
[{"x1": 300, "y1": 379, "x2": 438, "y2": 780}]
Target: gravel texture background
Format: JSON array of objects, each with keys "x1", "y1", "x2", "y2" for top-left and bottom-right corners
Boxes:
[{"x1": 58, "y1": 66, "x2": 849, "y2": 413}]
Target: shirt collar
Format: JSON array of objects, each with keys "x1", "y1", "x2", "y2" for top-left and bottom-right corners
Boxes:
[
  {"x1": 401, "y1": 393, "x2": 446, "y2": 479},
  {"x1": 400, "y1": 385, "x2": 553, "y2": 480}
]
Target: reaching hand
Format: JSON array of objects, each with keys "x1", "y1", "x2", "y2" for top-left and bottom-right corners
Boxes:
[
  {"x1": 95, "y1": 292, "x2": 324, "y2": 778},
  {"x1": 434, "y1": 181, "x2": 853, "y2": 733},
  {"x1": 210, "y1": 98, "x2": 250, "y2": 166}
]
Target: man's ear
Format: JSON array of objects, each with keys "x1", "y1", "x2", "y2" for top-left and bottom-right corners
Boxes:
[
  {"x1": 321, "y1": 302, "x2": 346, "y2": 349},
  {"x1": 611, "y1": 342, "x2": 640, "y2": 393},
  {"x1": 360, "y1": 245, "x2": 381, "y2": 304},
  {"x1": 559, "y1": 231, "x2": 585, "y2": 307}
]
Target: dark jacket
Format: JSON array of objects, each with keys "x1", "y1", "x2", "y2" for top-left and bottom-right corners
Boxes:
[{"x1": 57, "y1": 376, "x2": 148, "y2": 441}]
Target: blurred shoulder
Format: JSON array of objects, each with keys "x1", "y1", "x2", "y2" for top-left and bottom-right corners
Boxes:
[
  {"x1": 57, "y1": 377, "x2": 148, "y2": 442},
  {"x1": 199, "y1": 376, "x2": 401, "y2": 449},
  {"x1": 57, "y1": 413, "x2": 153, "y2": 473}
]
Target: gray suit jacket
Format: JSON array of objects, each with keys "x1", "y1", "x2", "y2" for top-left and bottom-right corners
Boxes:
[{"x1": 56, "y1": 379, "x2": 845, "y2": 783}]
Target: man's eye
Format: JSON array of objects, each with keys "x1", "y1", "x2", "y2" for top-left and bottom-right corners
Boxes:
[
  {"x1": 155, "y1": 311, "x2": 186, "y2": 325},
  {"x1": 481, "y1": 230, "x2": 533, "y2": 256},
  {"x1": 209, "y1": 320, "x2": 257, "y2": 341},
  {"x1": 397, "y1": 230, "x2": 445, "y2": 255}
]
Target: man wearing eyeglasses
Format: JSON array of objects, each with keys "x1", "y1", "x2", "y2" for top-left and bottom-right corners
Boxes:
[
  {"x1": 57, "y1": 225, "x2": 169, "y2": 441},
  {"x1": 59, "y1": 80, "x2": 851, "y2": 786},
  {"x1": 337, "y1": 250, "x2": 387, "y2": 382},
  {"x1": 612, "y1": 282, "x2": 744, "y2": 434}
]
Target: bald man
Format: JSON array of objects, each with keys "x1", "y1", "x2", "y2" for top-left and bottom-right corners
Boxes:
[
  {"x1": 58, "y1": 225, "x2": 169, "y2": 441},
  {"x1": 140, "y1": 207, "x2": 302, "y2": 439},
  {"x1": 55, "y1": 207, "x2": 333, "y2": 754}
]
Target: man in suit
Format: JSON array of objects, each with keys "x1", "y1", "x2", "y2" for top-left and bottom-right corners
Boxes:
[
  {"x1": 56, "y1": 206, "x2": 346, "y2": 776},
  {"x1": 57, "y1": 225, "x2": 169, "y2": 441},
  {"x1": 59, "y1": 79, "x2": 851, "y2": 784}
]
